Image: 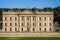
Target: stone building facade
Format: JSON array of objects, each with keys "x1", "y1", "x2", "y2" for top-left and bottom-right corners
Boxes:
[{"x1": 2, "y1": 9, "x2": 54, "y2": 32}]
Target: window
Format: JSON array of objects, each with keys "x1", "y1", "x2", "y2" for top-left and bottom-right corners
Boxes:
[
  {"x1": 18, "y1": 28, "x2": 19, "y2": 32},
  {"x1": 39, "y1": 23, "x2": 41, "y2": 26},
  {"x1": 22, "y1": 16, "x2": 24, "y2": 21},
  {"x1": 10, "y1": 23, "x2": 12, "y2": 26},
  {"x1": 5, "y1": 28, "x2": 7, "y2": 31},
  {"x1": 50, "y1": 23, "x2": 51, "y2": 26},
  {"x1": 15, "y1": 23, "x2": 17, "y2": 26},
  {"x1": 27, "y1": 28, "x2": 29, "y2": 31},
  {"x1": 50, "y1": 28, "x2": 51, "y2": 31},
  {"x1": 50, "y1": 17, "x2": 51, "y2": 21},
  {"x1": 10, "y1": 17, "x2": 12, "y2": 21},
  {"x1": 21, "y1": 28, "x2": 23, "y2": 31},
  {"x1": 15, "y1": 17, "x2": 17, "y2": 21},
  {"x1": 15, "y1": 28, "x2": 17, "y2": 31},
  {"x1": 40, "y1": 28, "x2": 41, "y2": 31},
  {"x1": 44, "y1": 17, "x2": 46, "y2": 21},
  {"x1": 44, "y1": 23, "x2": 46, "y2": 26},
  {"x1": 39, "y1": 17, "x2": 41, "y2": 21},
  {"x1": 33, "y1": 23, "x2": 35, "y2": 26},
  {"x1": 27, "y1": 22, "x2": 29, "y2": 26},
  {"x1": 5, "y1": 23, "x2": 7, "y2": 26},
  {"x1": 10, "y1": 28, "x2": 12, "y2": 31},
  {"x1": 22, "y1": 23, "x2": 24, "y2": 26},
  {"x1": 32, "y1": 28, "x2": 35, "y2": 31},
  {"x1": 27, "y1": 17, "x2": 29, "y2": 21},
  {"x1": 33, "y1": 17, "x2": 35, "y2": 21},
  {"x1": 44, "y1": 28, "x2": 46, "y2": 32},
  {"x1": 5, "y1": 17, "x2": 7, "y2": 21}
]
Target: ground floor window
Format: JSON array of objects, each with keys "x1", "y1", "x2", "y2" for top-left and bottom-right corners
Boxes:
[
  {"x1": 10, "y1": 28, "x2": 12, "y2": 31},
  {"x1": 27, "y1": 28, "x2": 29, "y2": 32},
  {"x1": 21, "y1": 28, "x2": 23, "y2": 31},
  {"x1": 39, "y1": 28, "x2": 41, "y2": 31},
  {"x1": 18, "y1": 28, "x2": 19, "y2": 32},
  {"x1": 50, "y1": 28, "x2": 52, "y2": 31},
  {"x1": 44, "y1": 28, "x2": 46, "y2": 32},
  {"x1": 5, "y1": 28, "x2": 7, "y2": 31},
  {"x1": 15, "y1": 28, "x2": 17, "y2": 31},
  {"x1": 32, "y1": 28, "x2": 35, "y2": 31}
]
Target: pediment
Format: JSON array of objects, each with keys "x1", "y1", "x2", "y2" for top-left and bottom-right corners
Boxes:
[{"x1": 20, "y1": 10, "x2": 34, "y2": 15}]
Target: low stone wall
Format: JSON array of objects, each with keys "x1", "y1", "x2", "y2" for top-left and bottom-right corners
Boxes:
[{"x1": 0, "y1": 32, "x2": 60, "y2": 37}]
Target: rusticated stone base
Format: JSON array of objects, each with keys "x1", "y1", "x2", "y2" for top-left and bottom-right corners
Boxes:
[{"x1": 0, "y1": 32, "x2": 60, "y2": 37}]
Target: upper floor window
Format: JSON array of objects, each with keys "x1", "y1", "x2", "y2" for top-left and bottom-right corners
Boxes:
[
  {"x1": 39, "y1": 17, "x2": 41, "y2": 21},
  {"x1": 33, "y1": 23, "x2": 35, "y2": 26},
  {"x1": 44, "y1": 17, "x2": 46, "y2": 21},
  {"x1": 39, "y1": 28, "x2": 41, "y2": 31},
  {"x1": 27, "y1": 17, "x2": 30, "y2": 21},
  {"x1": 50, "y1": 23, "x2": 52, "y2": 26},
  {"x1": 39, "y1": 23, "x2": 41, "y2": 26},
  {"x1": 15, "y1": 17, "x2": 17, "y2": 21},
  {"x1": 44, "y1": 23, "x2": 46, "y2": 26},
  {"x1": 15, "y1": 23, "x2": 17, "y2": 26},
  {"x1": 27, "y1": 22, "x2": 29, "y2": 26},
  {"x1": 22, "y1": 23, "x2": 24, "y2": 26},
  {"x1": 5, "y1": 17, "x2": 7, "y2": 21},
  {"x1": 22, "y1": 16, "x2": 24, "y2": 21},
  {"x1": 49, "y1": 17, "x2": 51, "y2": 21},
  {"x1": 5, "y1": 23, "x2": 7, "y2": 26},
  {"x1": 10, "y1": 17, "x2": 12, "y2": 21},
  {"x1": 10, "y1": 23, "x2": 12, "y2": 26},
  {"x1": 33, "y1": 17, "x2": 35, "y2": 21}
]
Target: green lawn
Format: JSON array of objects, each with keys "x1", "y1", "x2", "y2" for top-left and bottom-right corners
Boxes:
[{"x1": 0, "y1": 37, "x2": 60, "y2": 40}]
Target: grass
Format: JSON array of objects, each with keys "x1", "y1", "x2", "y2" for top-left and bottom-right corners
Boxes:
[{"x1": 0, "y1": 37, "x2": 60, "y2": 40}]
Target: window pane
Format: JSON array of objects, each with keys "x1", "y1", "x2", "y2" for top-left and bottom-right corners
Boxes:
[
  {"x1": 15, "y1": 23, "x2": 17, "y2": 26},
  {"x1": 10, "y1": 17, "x2": 12, "y2": 21},
  {"x1": 21, "y1": 28, "x2": 23, "y2": 31},
  {"x1": 50, "y1": 23, "x2": 51, "y2": 26},
  {"x1": 33, "y1": 17, "x2": 35, "y2": 21},
  {"x1": 33, "y1": 23, "x2": 34, "y2": 26},
  {"x1": 50, "y1": 17, "x2": 51, "y2": 21},
  {"x1": 22, "y1": 23, "x2": 24, "y2": 26},
  {"x1": 27, "y1": 22, "x2": 29, "y2": 26},
  {"x1": 15, "y1": 17, "x2": 17, "y2": 21},
  {"x1": 40, "y1": 28, "x2": 41, "y2": 31},
  {"x1": 5, "y1": 17, "x2": 7, "y2": 21},
  {"x1": 27, "y1": 17, "x2": 29, "y2": 21},
  {"x1": 39, "y1": 17, "x2": 41, "y2": 21},
  {"x1": 50, "y1": 28, "x2": 51, "y2": 31},
  {"x1": 15, "y1": 28, "x2": 17, "y2": 31},
  {"x1": 44, "y1": 17, "x2": 46, "y2": 21},
  {"x1": 5, "y1": 28, "x2": 7, "y2": 31},
  {"x1": 10, "y1": 28, "x2": 12, "y2": 31},
  {"x1": 22, "y1": 16, "x2": 24, "y2": 21},
  {"x1": 39, "y1": 23, "x2": 41, "y2": 26},
  {"x1": 44, "y1": 23, "x2": 46, "y2": 26},
  {"x1": 5, "y1": 23, "x2": 7, "y2": 26},
  {"x1": 32, "y1": 28, "x2": 35, "y2": 31},
  {"x1": 44, "y1": 28, "x2": 46, "y2": 32},
  {"x1": 10, "y1": 23, "x2": 12, "y2": 26}
]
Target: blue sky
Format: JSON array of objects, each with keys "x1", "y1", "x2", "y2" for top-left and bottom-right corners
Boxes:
[{"x1": 0, "y1": 0, "x2": 60, "y2": 8}]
